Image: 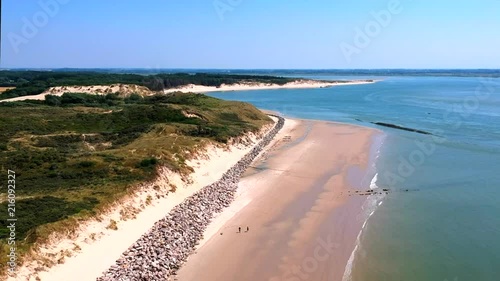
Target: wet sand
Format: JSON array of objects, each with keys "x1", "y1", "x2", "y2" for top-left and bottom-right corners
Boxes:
[{"x1": 175, "y1": 119, "x2": 378, "y2": 281}]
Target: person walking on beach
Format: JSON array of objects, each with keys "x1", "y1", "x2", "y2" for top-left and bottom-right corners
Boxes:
[
  {"x1": 238, "y1": 227, "x2": 241, "y2": 233},
  {"x1": 246, "y1": 226, "x2": 249, "y2": 232}
]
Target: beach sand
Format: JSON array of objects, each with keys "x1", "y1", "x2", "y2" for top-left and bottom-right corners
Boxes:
[
  {"x1": 163, "y1": 80, "x2": 375, "y2": 94},
  {"x1": 0, "y1": 87, "x2": 15, "y2": 93},
  {"x1": 176, "y1": 119, "x2": 378, "y2": 281},
  {"x1": 9, "y1": 117, "x2": 378, "y2": 281}
]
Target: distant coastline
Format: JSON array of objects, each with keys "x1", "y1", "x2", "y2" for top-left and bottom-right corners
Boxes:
[
  {"x1": 163, "y1": 79, "x2": 376, "y2": 94},
  {"x1": 3, "y1": 68, "x2": 500, "y2": 78},
  {"x1": 0, "y1": 69, "x2": 377, "y2": 103}
]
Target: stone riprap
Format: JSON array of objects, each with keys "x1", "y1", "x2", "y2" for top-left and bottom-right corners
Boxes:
[{"x1": 98, "y1": 115, "x2": 284, "y2": 281}]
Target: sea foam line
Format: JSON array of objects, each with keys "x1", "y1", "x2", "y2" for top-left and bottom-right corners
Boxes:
[
  {"x1": 342, "y1": 175, "x2": 384, "y2": 281},
  {"x1": 342, "y1": 133, "x2": 387, "y2": 281}
]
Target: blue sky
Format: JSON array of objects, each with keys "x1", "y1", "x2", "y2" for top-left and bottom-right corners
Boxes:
[{"x1": 2, "y1": 0, "x2": 500, "y2": 69}]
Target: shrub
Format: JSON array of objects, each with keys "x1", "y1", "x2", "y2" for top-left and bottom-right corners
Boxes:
[
  {"x1": 124, "y1": 93, "x2": 143, "y2": 104},
  {"x1": 61, "y1": 93, "x2": 87, "y2": 104},
  {"x1": 0, "y1": 196, "x2": 99, "y2": 240},
  {"x1": 106, "y1": 220, "x2": 118, "y2": 230},
  {"x1": 45, "y1": 94, "x2": 62, "y2": 106},
  {"x1": 139, "y1": 157, "x2": 158, "y2": 168},
  {"x1": 78, "y1": 160, "x2": 96, "y2": 168}
]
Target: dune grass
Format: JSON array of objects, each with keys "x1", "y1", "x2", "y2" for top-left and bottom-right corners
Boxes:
[{"x1": 0, "y1": 92, "x2": 271, "y2": 271}]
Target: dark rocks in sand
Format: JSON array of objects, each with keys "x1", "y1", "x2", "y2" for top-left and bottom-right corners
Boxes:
[{"x1": 97, "y1": 116, "x2": 285, "y2": 281}]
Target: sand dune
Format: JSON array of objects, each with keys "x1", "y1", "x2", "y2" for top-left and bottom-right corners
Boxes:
[
  {"x1": 9, "y1": 123, "x2": 276, "y2": 281},
  {"x1": 0, "y1": 84, "x2": 155, "y2": 102}
]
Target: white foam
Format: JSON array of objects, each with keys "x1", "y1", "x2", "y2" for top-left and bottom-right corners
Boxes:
[
  {"x1": 369, "y1": 173, "x2": 379, "y2": 190},
  {"x1": 342, "y1": 146, "x2": 387, "y2": 280},
  {"x1": 342, "y1": 192, "x2": 383, "y2": 281},
  {"x1": 342, "y1": 244, "x2": 358, "y2": 281}
]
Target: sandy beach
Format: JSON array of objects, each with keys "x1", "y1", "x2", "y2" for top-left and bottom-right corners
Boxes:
[
  {"x1": 163, "y1": 80, "x2": 375, "y2": 94},
  {"x1": 176, "y1": 119, "x2": 379, "y2": 281},
  {"x1": 8, "y1": 116, "x2": 379, "y2": 281}
]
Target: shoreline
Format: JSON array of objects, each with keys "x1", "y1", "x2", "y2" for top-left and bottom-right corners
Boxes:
[
  {"x1": 8, "y1": 114, "x2": 385, "y2": 281},
  {"x1": 341, "y1": 132, "x2": 387, "y2": 281},
  {"x1": 0, "y1": 80, "x2": 377, "y2": 103},
  {"x1": 0, "y1": 79, "x2": 379, "y2": 102},
  {"x1": 163, "y1": 80, "x2": 376, "y2": 94},
  {"x1": 176, "y1": 118, "x2": 381, "y2": 281}
]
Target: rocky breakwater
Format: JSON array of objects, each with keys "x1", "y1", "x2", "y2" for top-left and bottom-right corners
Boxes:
[{"x1": 98, "y1": 115, "x2": 285, "y2": 281}]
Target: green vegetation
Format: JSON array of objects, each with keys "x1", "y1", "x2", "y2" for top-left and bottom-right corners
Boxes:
[
  {"x1": 0, "y1": 71, "x2": 296, "y2": 100},
  {"x1": 0, "y1": 91, "x2": 271, "y2": 271}
]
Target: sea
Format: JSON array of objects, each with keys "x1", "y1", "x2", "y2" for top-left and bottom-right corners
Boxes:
[{"x1": 206, "y1": 71, "x2": 500, "y2": 281}]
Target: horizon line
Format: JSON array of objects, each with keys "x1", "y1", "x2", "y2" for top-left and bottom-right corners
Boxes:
[{"x1": 2, "y1": 68, "x2": 500, "y2": 71}]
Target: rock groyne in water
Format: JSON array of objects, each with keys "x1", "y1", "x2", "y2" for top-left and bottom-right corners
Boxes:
[{"x1": 98, "y1": 115, "x2": 285, "y2": 281}]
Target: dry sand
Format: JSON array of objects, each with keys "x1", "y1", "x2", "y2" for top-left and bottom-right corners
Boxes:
[
  {"x1": 9, "y1": 123, "x2": 276, "y2": 281},
  {"x1": 176, "y1": 119, "x2": 379, "y2": 281},
  {"x1": 0, "y1": 87, "x2": 15, "y2": 93},
  {"x1": 164, "y1": 80, "x2": 375, "y2": 94}
]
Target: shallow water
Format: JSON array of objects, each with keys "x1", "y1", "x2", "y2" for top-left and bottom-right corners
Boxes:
[{"x1": 208, "y1": 75, "x2": 500, "y2": 281}]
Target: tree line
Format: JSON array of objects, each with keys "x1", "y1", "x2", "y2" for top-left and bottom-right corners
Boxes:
[{"x1": 0, "y1": 71, "x2": 295, "y2": 100}]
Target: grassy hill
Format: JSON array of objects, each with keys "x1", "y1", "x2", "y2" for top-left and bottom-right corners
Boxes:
[{"x1": 0, "y1": 92, "x2": 271, "y2": 270}]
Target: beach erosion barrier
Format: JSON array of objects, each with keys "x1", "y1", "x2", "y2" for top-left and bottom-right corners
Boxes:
[{"x1": 98, "y1": 115, "x2": 285, "y2": 281}]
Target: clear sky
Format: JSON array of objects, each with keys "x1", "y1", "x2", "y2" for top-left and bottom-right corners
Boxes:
[{"x1": 2, "y1": 0, "x2": 500, "y2": 69}]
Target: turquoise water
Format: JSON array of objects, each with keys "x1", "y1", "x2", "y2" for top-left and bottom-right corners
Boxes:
[{"x1": 208, "y1": 76, "x2": 500, "y2": 281}]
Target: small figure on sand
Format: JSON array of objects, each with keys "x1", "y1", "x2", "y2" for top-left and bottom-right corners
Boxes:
[
  {"x1": 246, "y1": 226, "x2": 249, "y2": 232},
  {"x1": 238, "y1": 226, "x2": 241, "y2": 233}
]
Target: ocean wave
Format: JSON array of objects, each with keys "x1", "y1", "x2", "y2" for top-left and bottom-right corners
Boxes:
[
  {"x1": 370, "y1": 173, "x2": 379, "y2": 190},
  {"x1": 342, "y1": 163, "x2": 386, "y2": 280}
]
